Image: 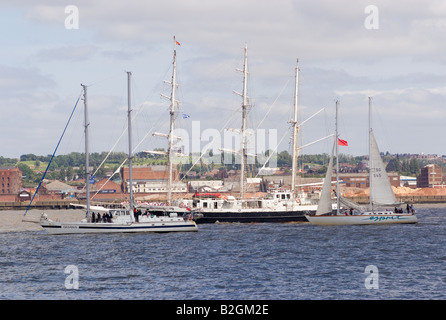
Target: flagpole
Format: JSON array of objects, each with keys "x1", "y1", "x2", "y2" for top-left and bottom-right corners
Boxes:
[{"x1": 174, "y1": 35, "x2": 181, "y2": 49}]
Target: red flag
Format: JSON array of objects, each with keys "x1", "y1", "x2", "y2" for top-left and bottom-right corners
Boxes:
[
  {"x1": 337, "y1": 138, "x2": 348, "y2": 146},
  {"x1": 174, "y1": 36, "x2": 181, "y2": 46}
]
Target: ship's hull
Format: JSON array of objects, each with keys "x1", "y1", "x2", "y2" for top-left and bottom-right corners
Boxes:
[
  {"x1": 194, "y1": 207, "x2": 335, "y2": 224},
  {"x1": 305, "y1": 213, "x2": 418, "y2": 226},
  {"x1": 40, "y1": 221, "x2": 198, "y2": 234}
]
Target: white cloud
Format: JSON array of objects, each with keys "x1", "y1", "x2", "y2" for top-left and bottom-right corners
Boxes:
[
  {"x1": 34, "y1": 45, "x2": 98, "y2": 62},
  {"x1": 0, "y1": 65, "x2": 54, "y2": 92},
  {"x1": 1, "y1": 1, "x2": 446, "y2": 157}
]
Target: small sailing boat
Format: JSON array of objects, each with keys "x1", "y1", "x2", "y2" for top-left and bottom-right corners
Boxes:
[
  {"x1": 36, "y1": 71, "x2": 197, "y2": 234},
  {"x1": 305, "y1": 98, "x2": 418, "y2": 226}
]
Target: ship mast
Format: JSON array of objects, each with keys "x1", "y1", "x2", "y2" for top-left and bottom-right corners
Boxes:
[
  {"x1": 152, "y1": 39, "x2": 179, "y2": 206},
  {"x1": 127, "y1": 71, "x2": 134, "y2": 215},
  {"x1": 335, "y1": 100, "x2": 340, "y2": 215},
  {"x1": 368, "y1": 96, "x2": 373, "y2": 212},
  {"x1": 237, "y1": 45, "x2": 248, "y2": 199},
  {"x1": 166, "y1": 46, "x2": 178, "y2": 205},
  {"x1": 145, "y1": 38, "x2": 181, "y2": 206},
  {"x1": 291, "y1": 60, "x2": 299, "y2": 196},
  {"x1": 81, "y1": 84, "x2": 91, "y2": 220}
]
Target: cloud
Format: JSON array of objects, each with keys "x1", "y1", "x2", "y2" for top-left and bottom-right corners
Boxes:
[
  {"x1": 7, "y1": 0, "x2": 446, "y2": 62},
  {"x1": 101, "y1": 49, "x2": 144, "y2": 61},
  {"x1": 0, "y1": 65, "x2": 54, "y2": 93},
  {"x1": 34, "y1": 45, "x2": 98, "y2": 62},
  {"x1": 1, "y1": 1, "x2": 446, "y2": 157}
]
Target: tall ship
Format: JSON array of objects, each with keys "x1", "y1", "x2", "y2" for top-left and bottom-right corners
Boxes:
[{"x1": 176, "y1": 46, "x2": 336, "y2": 223}]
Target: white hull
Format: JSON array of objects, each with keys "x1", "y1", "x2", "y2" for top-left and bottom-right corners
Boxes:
[
  {"x1": 40, "y1": 217, "x2": 198, "y2": 234},
  {"x1": 182, "y1": 191, "x2": 330, "y2": 216},
  {"x1": 305, "y1": 213, "x2": 418, "y2": 226},
  {"x1": 195, "y1": 203, "x2": 321, "y2": 213}
]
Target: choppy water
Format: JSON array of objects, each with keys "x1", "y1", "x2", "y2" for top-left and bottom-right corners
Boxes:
[{"x1": 0, "y1": 206, "x2": 444, "y2": 300}]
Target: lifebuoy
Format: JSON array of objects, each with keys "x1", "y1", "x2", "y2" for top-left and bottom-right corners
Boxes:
[{"x1": 296, "y1": 198, "x2": 300, "y2": 204}]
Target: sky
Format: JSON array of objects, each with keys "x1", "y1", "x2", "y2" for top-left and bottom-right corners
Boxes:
[{"x1": 1, "y1": 0, "x2": 446, "y2": 161}]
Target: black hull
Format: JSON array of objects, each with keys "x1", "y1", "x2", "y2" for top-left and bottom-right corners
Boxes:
[{"x1": 194, "y1": 209, "x2": 315, "y2": 224}]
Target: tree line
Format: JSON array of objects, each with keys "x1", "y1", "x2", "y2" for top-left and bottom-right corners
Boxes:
[{"x1": 2, "y1": 150, "x2": 443, "y2": 187}]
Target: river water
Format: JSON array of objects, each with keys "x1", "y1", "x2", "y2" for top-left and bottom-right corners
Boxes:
[{"x1": 0, "y1": 206, "x2": 444, "y2": 300}]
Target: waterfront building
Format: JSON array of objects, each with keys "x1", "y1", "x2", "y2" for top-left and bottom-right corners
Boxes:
[
  {"x1": 0, "y1": 166, "x2": 22, "y2": 194},
  {"x1": 121, "y1": 165, "x2": 187, "y2": 194},
  {"x1": 417, "y1": 164, "x2": 444, "y2": 188},
  {"x1": 338, "y1": 172, "x2": 400, "y2": 189}
]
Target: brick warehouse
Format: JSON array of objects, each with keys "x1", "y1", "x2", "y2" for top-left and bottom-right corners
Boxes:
[
  {"x1": 0, "y1": 166, "x2": 22, "y2": 194},
  {"x1": 417, "y1": 164, "x2": 444, "y2": 188}
]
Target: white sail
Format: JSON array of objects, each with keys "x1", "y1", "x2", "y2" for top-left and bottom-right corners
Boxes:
[
  {"x1": 369, "y1": 130, "x2": 398, "y2": 206},
  {"x1": 305, "y1": 97, "x2": 417, "y2": 225},
  {"x1": 315, "y1": 142, "x2": 335, "y2": 215}
]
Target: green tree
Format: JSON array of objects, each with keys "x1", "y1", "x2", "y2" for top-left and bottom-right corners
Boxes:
[
  {"x1": 386, "y1": 158, "x2": 401, "y2": 172},
  {"x1": 17, "y1": 163, "x2": 35, "y2": 180},
  {"x1": 277, "y1": 150, "x2": 292, "y2": 167},
  {"x1": 409, "y1": 158, "x2": 420, "y2": 175},
  {"x1": 66, "y1": 167, "x2": 74, "y2": 181},
  {"x1": 401, "y1": 159, "x2": 410, "y2": 174}
]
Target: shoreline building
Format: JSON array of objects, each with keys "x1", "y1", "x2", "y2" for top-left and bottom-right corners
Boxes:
[
  {"x1": 121, "y1": 165, "x2": 187, "y2": 194},
  {"x1": 417, "y1": 164, "x2": 444, "y2": 188},
  {"x1": 338, "y1": 172, "x2": 400, "y2": 189},
  {"x1": 0, "y1": 166, "x2": 22, "y2": 194}
]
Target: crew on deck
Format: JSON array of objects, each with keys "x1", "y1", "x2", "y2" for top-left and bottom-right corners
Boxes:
[{"x1": 90, "y1": 211, "x2": 113, "y2": 223}]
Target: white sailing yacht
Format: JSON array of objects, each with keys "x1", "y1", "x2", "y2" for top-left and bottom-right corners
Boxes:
[
  {"x1": 38, "y1": 71, "x2": 198, "y2": 234},
  {"x1": 305, "y1": 98, "x2": 418, "y2": 225},
  {"x1": 179, "y1": 48, "x2": 336, "y2": 223}
]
